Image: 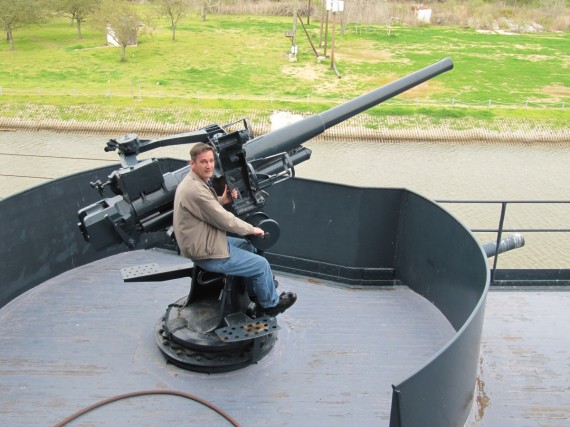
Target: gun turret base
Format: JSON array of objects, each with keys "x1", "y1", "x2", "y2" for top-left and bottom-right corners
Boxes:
[
  {"x1": 155, "y1": 296, "x2": 278, "y2": 373},
  {"x1": 123, "y1": 262, "x2": 279, "y2": 373}
]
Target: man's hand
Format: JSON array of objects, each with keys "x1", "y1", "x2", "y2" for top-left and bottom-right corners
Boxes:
[
  {"x1": 251, "y1": 227, "x2": 265, "y2": 237},
  {"x1": 220, "y1": 185, "x2": 238, "y2": 205}
]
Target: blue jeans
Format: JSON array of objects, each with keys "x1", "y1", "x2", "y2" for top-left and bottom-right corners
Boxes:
[{"x1": 194, "y1": 237, "x2": 279, "y2": 309}]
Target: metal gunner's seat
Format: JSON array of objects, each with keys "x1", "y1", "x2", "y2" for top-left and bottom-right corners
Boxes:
[{"x1": 121, "y1": 261, "x2": 279, "y2": 372}]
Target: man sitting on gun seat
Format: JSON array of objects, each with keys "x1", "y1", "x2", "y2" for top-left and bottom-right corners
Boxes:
[{"x1": 173, "y1": 142, "x2": 297, "y2": 317}]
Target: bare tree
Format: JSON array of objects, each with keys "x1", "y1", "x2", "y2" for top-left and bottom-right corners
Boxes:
[
  {"x1": 193, "y1": 0, "x2": 220, "y2": 22},
  {"x1": 92, "y1": 0, "x2": 142, "y2": 62},
  {"x1": 55, "y1": 0, "x2": 101, "y2": 39},
  {"x1": 154, "y1": 0, "x2": 193, "y2": 41},
  {"x1": 0, "y1": 0, "x2": 46, "y2": 50}
]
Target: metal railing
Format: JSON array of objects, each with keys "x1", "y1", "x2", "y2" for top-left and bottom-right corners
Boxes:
[{"x1": 436, "y1": 200, "x2": 570, "y2": 285}]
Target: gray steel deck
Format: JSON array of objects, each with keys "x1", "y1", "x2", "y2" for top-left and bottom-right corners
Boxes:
[
  {"x1": 467, "y1": 289, "x2": 570, "y2": 426},
  {"x1": 0, "y1": 249, "x2": 455, "y2": 426},
  {"x1": 3, "y1": 249, "x2": 568, "y2": 426}
]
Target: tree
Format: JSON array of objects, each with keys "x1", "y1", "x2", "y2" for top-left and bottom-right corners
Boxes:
[
  {"x1": 55, "y1": 0, "x2": 101, "y2": 39},
  {"x1": 0, "y1": 0, "x2": 46, "y2": 50},
  {"x1": 154, "y1": 0, "x2": 193, "y2": 41},
  {"x1": 92, "y1": 0, "x2": 142, "y2": 62},
  {"x1": 193, "y1": 0, "x2": 219, "y2": 22}
]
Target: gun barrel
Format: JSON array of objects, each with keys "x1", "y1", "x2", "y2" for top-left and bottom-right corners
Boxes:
[
  {"x1": 243, "y1": 57, "x2": 453, "y2": 161},
  {"x1": 482, "y1": 234, "x2": 525, "y2": 258}
]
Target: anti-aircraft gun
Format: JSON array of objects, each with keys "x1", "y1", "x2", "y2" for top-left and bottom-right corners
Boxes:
[
  {"x1": 77, "y1": 117, "x2": 313, "y2": 251},
  {"x1": 77, "y1": 58, "x2": 454, "y2": 373},
  {"x1": 78, "y1": 58, "x2": 453, "y2": 253}
]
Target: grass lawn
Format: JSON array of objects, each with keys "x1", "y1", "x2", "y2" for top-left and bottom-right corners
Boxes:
[{"x1": 0, "y1": 11, "x2": 569, "y2": 129}]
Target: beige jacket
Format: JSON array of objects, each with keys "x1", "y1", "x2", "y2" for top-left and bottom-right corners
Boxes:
[{"x1": 173, "y1": 171, "x2": 255, "y2": 260}]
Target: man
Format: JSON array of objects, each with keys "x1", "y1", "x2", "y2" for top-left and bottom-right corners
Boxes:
[{"x1": 173, "y1": 142, "x2": 297, "y2": 316}]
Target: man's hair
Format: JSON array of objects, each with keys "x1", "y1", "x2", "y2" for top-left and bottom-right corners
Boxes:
[{"x1": 190, "y1": 142, "x2": 214, "y2": 162}]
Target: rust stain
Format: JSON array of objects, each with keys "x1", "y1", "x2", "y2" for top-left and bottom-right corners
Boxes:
[
  {"x1": 244, "y1": 322, "x2": 269, "y2": 333},
  {"x1": 475, "y1": 376, "x2": 490, "y2": 420},
  {"x1": 270, "y1": 392, "x2": 289, "y2": 399},
  {"x1": 475, "y1": 356, "x2": 490, "y2": 421}
]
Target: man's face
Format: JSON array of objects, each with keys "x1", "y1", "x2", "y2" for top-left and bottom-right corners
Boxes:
[{"x1": 190, "y1": 150, "x2": 215, "y2": 183}]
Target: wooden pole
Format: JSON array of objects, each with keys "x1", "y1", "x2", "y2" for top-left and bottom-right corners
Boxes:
[
  {"x1": 330, "y1": 10, "x2": 341, "y2": 77},
  {"x1": 330, "y1": 11, "x2": 336, "y2": 69},
  {"x1": 324, "y1": 10, "x2": 329, "y2": 57},
  {"x1": 297, "y1": 13, "x2": 319, "y2": 57},
  {"x1": 291, "y1": 0, "x2": 298, "y2": 60},
  {"x1": 319, "y1": 1, "x2": 325, "y2": 46}
]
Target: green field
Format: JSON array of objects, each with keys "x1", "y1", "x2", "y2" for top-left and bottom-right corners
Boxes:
[{"x1": 1, "y1": 12, "x2": 569, "y2": 129}]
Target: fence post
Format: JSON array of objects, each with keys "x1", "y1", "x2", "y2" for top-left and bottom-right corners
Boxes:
[
  {"x1": 451, "y1": 98, "x2": 455, "y2": 108},
  {"x1": 488, "y1": 99, "x2": 492, "y2": 108},
  {"x1": 563, "y1": 102, "x2": 566, "y2": 110},
  {"x1": 490, "y1": 202, "x2": 508, "y2": 284}
]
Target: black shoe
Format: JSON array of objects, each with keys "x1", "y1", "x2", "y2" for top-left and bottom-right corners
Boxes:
[{"x1": 264, "y1": 292, "x2": 297, "y2": 317}]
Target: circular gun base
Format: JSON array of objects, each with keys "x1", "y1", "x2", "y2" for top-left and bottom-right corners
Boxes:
[{"x1": 155, "y1": 297, "x2": 279, "y2": 373}]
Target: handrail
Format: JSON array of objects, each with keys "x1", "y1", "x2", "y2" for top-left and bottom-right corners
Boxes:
[{"x1": 436, "y1": 200, "x2": 570, "y2": 284}]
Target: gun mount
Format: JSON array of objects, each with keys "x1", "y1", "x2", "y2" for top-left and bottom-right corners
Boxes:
[
  {"x1": 78, "y1": 58, "x2": 454, "y2": 252},
  {"x1": 76, "y1": 58, "x2": 454, "y2": 373}
]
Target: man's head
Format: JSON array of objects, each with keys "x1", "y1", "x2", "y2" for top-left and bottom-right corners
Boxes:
[
  {"x1": 189, "y1": 143, "x2": 216, "y2": 183},
  {"x1": 190, "y1": 142, "x2": 214, "y2": 162}
]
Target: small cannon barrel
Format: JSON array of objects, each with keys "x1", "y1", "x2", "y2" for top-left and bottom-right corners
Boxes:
[
  {"x1": 483, "y1": 234, "x2": 525, "y2": 258},
  {"x1": 243, "y1": 57, "x2": 453, "y2": 161}
]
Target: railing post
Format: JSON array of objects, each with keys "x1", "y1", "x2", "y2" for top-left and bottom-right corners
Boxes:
[{"x1": 491, "y1": 202, "x2": 508, "y2": 284}]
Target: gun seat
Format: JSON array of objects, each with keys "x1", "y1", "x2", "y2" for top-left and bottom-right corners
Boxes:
[
  {"x1": 122, "y1": 260, "x2": 279, "y2": 371},
  {"x1": 121, "y1": 262, "x2": 258, "y2": 333}
]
